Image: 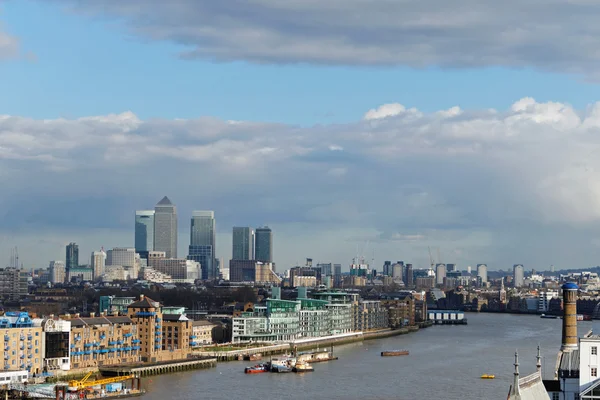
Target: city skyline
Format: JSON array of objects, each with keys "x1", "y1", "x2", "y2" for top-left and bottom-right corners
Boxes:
[{"x1": 5, "y1": 2, "x2": 600, "y2": 270}]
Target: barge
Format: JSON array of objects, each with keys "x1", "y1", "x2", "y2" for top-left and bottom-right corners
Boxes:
[{"x1": 381, "y1": 350, "x2": 409, "y2": 357}]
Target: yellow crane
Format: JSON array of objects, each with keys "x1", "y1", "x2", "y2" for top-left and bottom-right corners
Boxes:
[{"x1": 68, "y1": 372, "x2": 133, "y2": 390}]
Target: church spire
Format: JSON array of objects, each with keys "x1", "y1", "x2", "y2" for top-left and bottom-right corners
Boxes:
[{"x1": 509, "y1": 351, "x2": 521, "y2": 399}]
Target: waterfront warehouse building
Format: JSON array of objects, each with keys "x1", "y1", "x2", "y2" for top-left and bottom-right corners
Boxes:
[
  {"x1": 127, "y1": 295, "x2": 193, "y2": 363},
  {"x1": 67, "y1": 313, "x2": 141, "y2": 370},
  {"x1": 0, "y1": 312, "x2": 44, "y2": 375}
]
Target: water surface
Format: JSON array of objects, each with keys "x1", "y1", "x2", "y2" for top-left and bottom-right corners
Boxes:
[{"x1": 141, "y1": 313, "x2": 587, "y2": 400}]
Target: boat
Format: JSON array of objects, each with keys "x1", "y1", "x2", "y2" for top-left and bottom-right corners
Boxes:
[
  {"x1": 381, "y1": 350, "x2": 409, "y2": 357},
  {"x1": 540, "y1": 314, "x2": 558, "y2": 319},
  {"x1": 292, "y1": 361, "x2": 314, "y2": 373},
  {"x1": 272, "y1": 364, "x2": 292, "y2": 373},
  {"x1": 244, "y1": 364, "x2": 268, "y2": 374},
  {"x1": 480, "y1": 374, "x2": 495, "y2": 379}
]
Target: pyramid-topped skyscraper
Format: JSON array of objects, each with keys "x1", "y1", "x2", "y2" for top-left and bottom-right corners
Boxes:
[{"x1": 154, "y1": 196, "x2": 177, "y2": 258}]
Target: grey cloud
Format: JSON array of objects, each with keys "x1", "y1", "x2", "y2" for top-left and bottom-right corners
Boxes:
[
  {"x1": 48, "y1": 0, "x2": 600, "y2": 76},
  {"x1": 4, "y1": 98, "x2": 600, "y2": 268}
]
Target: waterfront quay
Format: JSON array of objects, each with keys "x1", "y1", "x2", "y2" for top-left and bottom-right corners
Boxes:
[
  {"x1": 100, "y1": 357, "x2": 217, "y2": 377},
  {"x1": 195, "y1": 326, "x2": 425, "y2": 361}
]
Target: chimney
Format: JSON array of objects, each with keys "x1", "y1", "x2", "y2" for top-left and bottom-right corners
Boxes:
[
  {"x1": 140, "y1": 294, "x2": 145, "y2": 301},
  {"x1": 561, "y1": 282, "x2": 579, "y2": 351},
  {"x1": 75, "y1": 313, "x2": 80, "y2": 318},
  {"x1": 90, "y1": 312, "x2": 95, "y2": 318}
]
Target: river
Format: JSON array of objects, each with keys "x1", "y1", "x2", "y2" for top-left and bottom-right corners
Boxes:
[{"x1": 140, "y1": 313, "x2": 593, "y2": 400}]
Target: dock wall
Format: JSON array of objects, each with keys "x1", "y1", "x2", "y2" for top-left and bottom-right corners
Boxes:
[
  {"x1": 194, "y1": 325, "x2": 426, "y2": 361},
  {"x1": 100, "y1": 357, "x2": 217, "y2": 377}
]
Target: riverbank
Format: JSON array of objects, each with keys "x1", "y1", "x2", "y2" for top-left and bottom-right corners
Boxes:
[{"x1": 194, "y1": 323, "x2": 430, "y2": 361}]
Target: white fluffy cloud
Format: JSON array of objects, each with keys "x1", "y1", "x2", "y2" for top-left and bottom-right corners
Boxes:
[
  {"x1": 0, "y1": 24, "x2": 18, "y2": 60},
  {"x1": 47, "y1": 0, "x2": 600, "y2": 76},
  {"x1": 3, "y1": 98, "x2": 600, "y2": 270}
]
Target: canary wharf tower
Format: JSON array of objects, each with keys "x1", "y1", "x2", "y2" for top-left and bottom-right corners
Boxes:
[{"x1": 153, "y1": 196, "x2": 178, "y2": 258}]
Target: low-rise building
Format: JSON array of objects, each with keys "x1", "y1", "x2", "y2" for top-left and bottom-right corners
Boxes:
[
  {"x1": 42, "y1": 318, "x2": 70, "y2": 372},
  {"x1": 191, "y1": 320, "x2": 216, "y2": 346}
]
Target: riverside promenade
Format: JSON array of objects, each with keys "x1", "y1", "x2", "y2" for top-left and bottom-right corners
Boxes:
[{"x1": 194, "y1": 323, "x2": 429, "y2": 361}]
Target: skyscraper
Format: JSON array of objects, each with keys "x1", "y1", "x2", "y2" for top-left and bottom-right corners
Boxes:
[
  {"x1": 513, "y1": 264, "x2": 524, "y2": 288},
  {"x1": 232, "y1": 227, "x2": 254, "y2": 260},
  {"x1": 154, "y1": 197, "x2": 177, "y2": 258},
  {"x1": 66, "y1": 242, "x2": 79, "y2": 271},
  {"x1": 135, "y1": 210, "x2": 155, "y2": 258},
  {"x1": 254, "y1": 226, "x2": 273, "y2": 263},
  {"x1": 189, "y1": 211, "x2": 216, "y2": 280}
]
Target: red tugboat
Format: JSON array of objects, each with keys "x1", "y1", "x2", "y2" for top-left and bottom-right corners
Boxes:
[{"x1": 244, "y1": 364, "x2": 269, "y2": 374}]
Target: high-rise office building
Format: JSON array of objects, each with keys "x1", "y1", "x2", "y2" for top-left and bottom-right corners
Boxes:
[
  {"x1": 189, "y1": 211, "x2": 216, "y2": 280},
  {"x1": 446, "y1": 263, "x2": 456, "y2": 272},
  {"x1": 135, "y1": 210, "x2": 155, "y2": 258},
  {"x1": 477, "y1": 264, "x2": 488, "y2": 284},
  {"x1": 91, "y1": 250, "x2": 107, "y2": 279},
  {"x1": 254, "y1": 226, "x2": 273, "y2": 263},
  {"x1": 154, "y1": 197, "x2": 177, "y2": 258},
  {"x1": 66, "y1": 242, "x2": 79, "y2": 271},
  {"x1": 232, "y1": 227, "x2": 254, "y2": 260},
  {"x1": 513, "y1": 264, "x2": 524, "y2": 288}
]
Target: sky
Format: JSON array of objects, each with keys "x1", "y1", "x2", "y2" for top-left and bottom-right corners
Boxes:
[{"x1": 2, "y1": 1, "x2": 600, "y2": 272}]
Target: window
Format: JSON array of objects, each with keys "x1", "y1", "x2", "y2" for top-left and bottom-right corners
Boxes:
[
  {"x1": 552, "y1": 393, "x2": 559, "y2": 400},
  {"x1": 593, "y1": 346, "x2": 598, "y2": 355},
  {"x1": 592, "y1": 367, "x2": 598, "y2": 377}
]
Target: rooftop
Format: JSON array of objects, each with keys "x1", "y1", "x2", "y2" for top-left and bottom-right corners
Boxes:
[{"x1": 156, "y1": 196, "x2": 173, "y2": 206}]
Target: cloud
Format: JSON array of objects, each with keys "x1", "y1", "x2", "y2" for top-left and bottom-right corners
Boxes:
[
  {"x1": 43, "y1": 0, "x2": 600, "y2": 77},
  {"x1": 0, "y1": 25, "x2": 18, "y2": 61},
  {"x1": 4, "y1": 97, "x2": 600, "y2": 269}
]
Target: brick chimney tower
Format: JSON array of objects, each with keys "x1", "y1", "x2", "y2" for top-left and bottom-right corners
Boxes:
[{"x1": 561, "y1": 282, "x2": 579, "y2": 351}]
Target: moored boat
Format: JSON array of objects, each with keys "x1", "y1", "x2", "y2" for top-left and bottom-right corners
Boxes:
[
  {"x1": 381, "y1": 350, "x2": 409, "y2": 357},
  {"x1": 297, "y1": 350, "x2": 338, "y2": 364},
  {"x1": 292, "y1": 361, "x2": 314, "y2": 373},
  {"x1": 480, "y1": 374, "x2": 495, "y2": 379},
  {"x1": 272, "y1": 364, "x2": 292, "y2": 373},
  {"x1": 244, "y1": 364, "x2": 268, "y2": 374}
]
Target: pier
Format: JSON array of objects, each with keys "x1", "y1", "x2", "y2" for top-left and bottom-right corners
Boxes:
[
  {"x1": 427, "y1": 310, "x2": 468, "y2": 325},
  {"x1": 99, "y1": 357, "x2": 217, "y2": 377}
]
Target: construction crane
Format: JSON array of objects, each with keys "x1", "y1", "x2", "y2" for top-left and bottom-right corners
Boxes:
[{"x1": 69, "y1": 372, "x2": 133, "y2": 390}]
